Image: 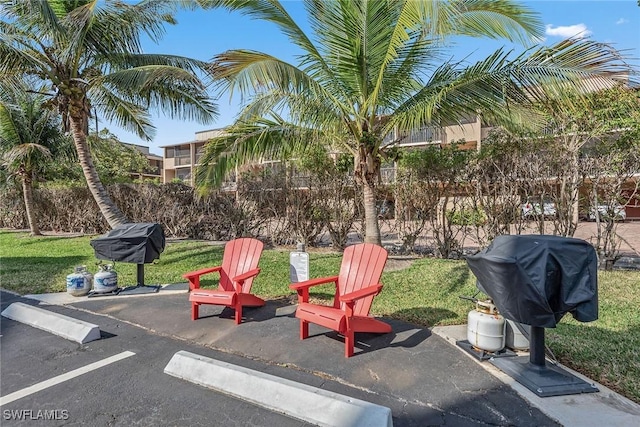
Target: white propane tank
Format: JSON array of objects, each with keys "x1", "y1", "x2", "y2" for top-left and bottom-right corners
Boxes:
[
  {"x1": 505, "y1": 320, "x2": 530, "y2": 351},
  {"x1": 66, "y1": 266, "x2": 92, "y2": 296},
  {"x1": 93, "y1": 264, "x2": 118, "y2": 293},
  {"x1": 467, "y1": 300, "x2": 506, "y2": 352}
]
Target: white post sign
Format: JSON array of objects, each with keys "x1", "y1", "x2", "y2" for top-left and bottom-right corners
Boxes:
[{"x1": 290, "y1": 246, "x2": 309, "y2": 283}]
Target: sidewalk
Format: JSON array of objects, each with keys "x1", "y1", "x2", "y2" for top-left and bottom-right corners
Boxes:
[{"x1": 23, "y1": 286, "x2": 640, "y2": 427}]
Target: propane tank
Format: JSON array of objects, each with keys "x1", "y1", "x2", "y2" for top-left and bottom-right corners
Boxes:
[
  {"x1": 467, "y1": 300, "x2": 506, "y2": 352},
  {"x1": 505, "y1": 320, "x2": 530, "y2": 351},
  {"x1": 66, "y1": 266, "x2": 92, "y2": 296},
  {"x1": 93, "y1": 264, "x2": 118, "y2": 293}
]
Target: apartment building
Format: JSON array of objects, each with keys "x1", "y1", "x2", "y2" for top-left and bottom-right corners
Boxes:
[
  {"x1": 161, "y1": 118, "x2": 488, "y2": 186},
  {"x1": 122, "y1": 142, "x2": 163, "y2": 181},
  {"x1": 161, "y1": 128, "x2": 227, "y2": 186}
]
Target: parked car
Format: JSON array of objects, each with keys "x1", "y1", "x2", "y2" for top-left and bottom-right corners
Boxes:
[
  {"x1": 521, "y1": 201, "x2": 557, "y2": 219},
  {"x1": 588, "y1": 204, "x2": 626, "y2": 221}
]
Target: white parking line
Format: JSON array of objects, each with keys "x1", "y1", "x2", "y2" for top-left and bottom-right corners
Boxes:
[{"x1": 0, "y1": 351, "x2": 135, "y2": 406}]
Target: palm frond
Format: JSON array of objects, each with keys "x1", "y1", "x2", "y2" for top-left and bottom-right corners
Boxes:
[
  {"x1": 236, "y1": 90, "x2": 345, "y2": 140},
  {"x1": 70, "y1": 0, "x2": 178, "y2": 59},
  {"x1": 2, "y1": 142, "x2": 52, "y2": 166},
  {"x1": 201, "y1": 0, "x2": 322, "y2": 62},
  {"x1": 0, "y1": 103, "x2": 22, "y2": 145},
  {"x1": 89, "y1": 87, "x2": 156, "y2": 139},
  {"x1": 367, "y1": 0, "x2": 453, "y2": 114},
  {"x1": 101, "y1": 53, "x2": 209, "y2": 75},
  {"x1": 96, "y1": 65, "x2": 217, "y2": 124},
  {"x1": 0, "y1": 82, "x2": 67, "y2": 174},
  {"x1": 0, "y1": 25, "x2": 54, "y2": 76},
  {"x1": 451, "y1": 0, "x2": 543, "y2": 45},
  {"x1": 390, "y1": 38, "x2": 633, "y2": 135},
  {"x1": 3, "y1": 0, "x2": 64, "y2": 40},
  {"x1": 211, "y1": 49, "x2": 342, "y2": 112},
  {"x1": 2, "y1": 0, "x2": 219, "y2": 138},
  {"x1": 195, "y1": 114, "x2": 321, "y2": 190}
]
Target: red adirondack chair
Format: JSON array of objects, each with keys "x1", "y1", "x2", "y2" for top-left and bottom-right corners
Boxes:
[
  {"x1": 290, "y1": 243, "x2": 391, "y2": 357},
  {"x1": 184, "y1": 238, "x2": 264, "y2": 324}
]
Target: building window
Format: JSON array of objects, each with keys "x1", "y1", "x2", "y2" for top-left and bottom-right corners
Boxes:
[{"x1": 167, "y1": 146, "x2": 190, "y2": 159}]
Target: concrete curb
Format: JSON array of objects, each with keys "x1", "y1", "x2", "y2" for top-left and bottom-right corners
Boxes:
[
  {"x1": 23, "y1": 284, "x2": 188, "y2": 305},
  {"x1": 1, "y1": 302, "x2": 101, "y2": 344},
  {"x1": 164, "y1": 350, "x2": 393, "y2": 427},
  {"x1": 432, "y1": 324, "x2": 640, "y2": 427}
]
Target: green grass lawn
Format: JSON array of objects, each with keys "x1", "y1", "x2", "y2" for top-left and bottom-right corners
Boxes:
[{"x1": 1, "y1": 230, "x2": 638, "y2": 403}]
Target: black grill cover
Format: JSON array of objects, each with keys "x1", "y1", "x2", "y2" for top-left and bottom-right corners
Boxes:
[
  {"x1": 466, "y1": 235, "x2": 598, "y2": 328},
  {"x1": 90, "y1": 223, "x2": 165, "y2": 264}
]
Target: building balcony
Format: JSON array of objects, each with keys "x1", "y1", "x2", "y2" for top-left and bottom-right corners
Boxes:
[{"x1": 174, "y1": 156, "x2": 192, "y2": 166}]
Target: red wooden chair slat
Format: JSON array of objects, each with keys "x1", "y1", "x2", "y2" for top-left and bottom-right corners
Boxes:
[
  {"x1": 184, "y1": 238, "x2": 264, "y2": 324},
  {"x1": 290, "y1": 243, "x2": 391, "y2": 357}
]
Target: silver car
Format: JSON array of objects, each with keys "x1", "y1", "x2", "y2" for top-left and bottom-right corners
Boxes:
[
  {"x1": 588, "y1": 205, "x2": 626, "y2": 221},
  {"x1": 521, "y1": 201, "x2": 557, "y2": 218}
]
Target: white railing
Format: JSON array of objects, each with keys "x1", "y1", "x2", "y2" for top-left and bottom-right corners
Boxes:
[{"x1": 383, "y1": 126, "x2": 443, "y2": 147}]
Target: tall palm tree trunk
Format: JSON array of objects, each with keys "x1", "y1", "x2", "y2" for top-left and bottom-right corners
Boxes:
[
  {"x1": 68, "y1": 110, "x2": 128, "y2": 229},
  {"x1": 356, "y1": 142, "x2": 381, "y2": 245},
  {"x1": 362, "y1": 179, "x2": 381, "y2": 245},
  {"x1": 357, "y1": 139, "x2": 383, "y2": 246},
  {"x1": 21, "y1": 174, "x2": 41, "y2": 236}
]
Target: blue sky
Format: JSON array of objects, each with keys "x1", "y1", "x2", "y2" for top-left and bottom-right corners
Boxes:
[{"x1": 109, "y1": 0, "x2": 640, "y2": 155}]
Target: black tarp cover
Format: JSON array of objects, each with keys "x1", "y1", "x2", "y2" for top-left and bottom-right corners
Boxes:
[
  {"x1": 90, "y1": 223, "x2": 165, "y2": 264},
  {"x1": 466, "y1": 235, "x2": 598, "y2": 328}
]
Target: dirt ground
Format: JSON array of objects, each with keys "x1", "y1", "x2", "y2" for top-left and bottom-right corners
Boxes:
[
  {"x1": 571, "y1": 221, "x2": 640, "y2": 256},
  {"x1": 376, "y1": 220, "x2": 640, "y2": 257}
]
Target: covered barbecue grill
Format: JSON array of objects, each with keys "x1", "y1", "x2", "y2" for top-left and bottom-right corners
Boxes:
[
  {"x1": 90, "y1": 223, "x2": 165, "y2": 293},
  {"x1": 466, "y1": 234, "x2": 599, "y2": 397}
]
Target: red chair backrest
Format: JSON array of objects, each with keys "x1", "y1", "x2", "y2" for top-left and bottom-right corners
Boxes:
[
  {"x1": 219, "y1": 238, "x2": 264, "y2": 293},
  {"x1": 337, "y1": 243, "x2": 388, "y2": 316}
]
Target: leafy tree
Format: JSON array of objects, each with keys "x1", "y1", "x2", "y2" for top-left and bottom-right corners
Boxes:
[
  {"x1": 90, "y1": 130, "x2": 152, "y2": 184},
  {"x1": 195, "y1": 0, "x2": 631, "y2": 244},
  {"x1": 398, "y1": 143, "x2": 473, "y2": 257},
  {"x1": 582, "y1": 138, "x2": 640, "y2": 265},
  {"x1": 515, "y1": 84, "x2": 639, "y2": 239},
  {"x1": 0, "y1": 84, "x2": 72, "y2": 235},
  {"x1": 0, "y1": 0, "x2": 217, "y2": 228},
  {"x1": 578, "y1": 87, "x2": 640, "y2": 262},
  {"x1": 46, "y1": 129, "x2": 155, "y2": 185}
]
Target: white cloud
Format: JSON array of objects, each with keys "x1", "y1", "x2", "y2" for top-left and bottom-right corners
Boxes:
[
  {"x1": 545, "y1": 24, "x2": 592, "y2": 39},
  {"x1": 616, "y1": 18, "x2": 628, "y2": 25}
]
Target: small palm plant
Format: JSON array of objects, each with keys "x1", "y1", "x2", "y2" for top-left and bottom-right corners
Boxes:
[{"x1": 0, "y1": 84, "x2": 72, "y2": 235}]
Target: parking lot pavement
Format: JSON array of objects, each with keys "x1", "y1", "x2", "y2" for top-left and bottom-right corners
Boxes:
[
  {"x1": 7, "y1": 283, "x2": 640, "y2": 427},
  {"x1": 24, "y1": 290, "x2": 573, "y2": 426},
  {"x1": 1, "y1": 289, "x2": 563, "y2": 426},
  {"x1": 0, "y1": 292, "x2": 311, "y2": 427}
]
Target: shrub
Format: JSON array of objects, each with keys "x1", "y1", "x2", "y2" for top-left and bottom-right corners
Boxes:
[{"x1": 447, "y1": 208, "x2": 487, "y2": 226}]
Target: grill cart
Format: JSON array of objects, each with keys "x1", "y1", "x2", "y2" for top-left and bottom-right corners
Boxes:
[
  {"x1": 466, "y1": 234, "x2": 599, "y2": 397},
  {"x1": 90, "y1": 223, "x2": 165, "y2": 295}
]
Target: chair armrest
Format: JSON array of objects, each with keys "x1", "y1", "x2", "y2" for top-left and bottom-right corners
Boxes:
[
  {"x1": 290, "y1": 276, "x2": 339, "y2": 304},
  {"x1": 340, "y1": 284, "x2": 383, "y2": 303},
  {"x1": 289, "y1": 276, "x2": 339, "y2": 291},
  {"x1": 183, "y1": 266, "x2": 222, "y2": 280},
  {"x1": 232, "y1": 268, "x2": 261, "y2": 293},
  {"x1": 232, "y1": 268, "x2": 261, "y2": 283},
  {"x1": 183, "y1": 266, "x2": 222, "y2": 290}
]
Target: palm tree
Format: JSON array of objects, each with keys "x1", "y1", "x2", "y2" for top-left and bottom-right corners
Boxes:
[
  {"x1": 0, "y1": 0, "x2": 217, "y2": 228},
  {"x1": 196, "y1": 0, "x2": 631, "y2": 245},
  {"x1": 0, "y1": 84, "x2": 71, "y2": 235}
]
